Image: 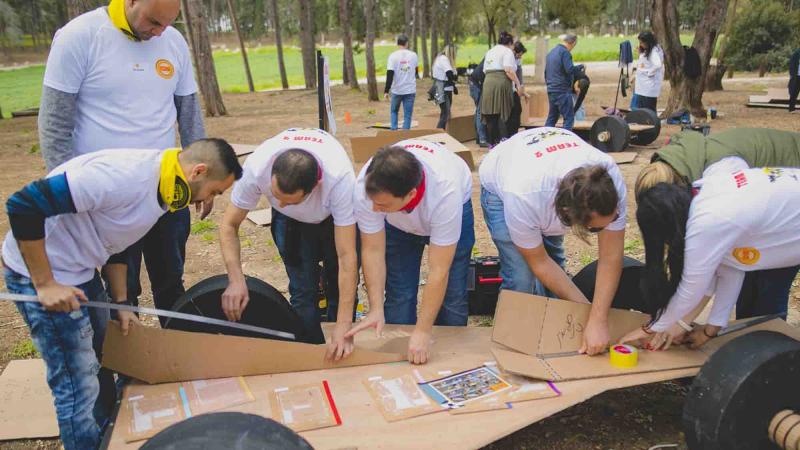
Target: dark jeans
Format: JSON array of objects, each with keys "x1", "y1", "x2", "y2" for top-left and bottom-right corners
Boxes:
[
  {"x1": 383, "y1": 200, "x2": 475, "y2": 326},
  {"x1": 469, "y1": 82, "x2": 488, "y2": 143},
  {"x1": 789, "y1": 78, "x2": 799, "y2": 112},
  {"x1": 632, "y1": 94, "x2": 658, "y2": 112},
  {"x1": 6, "y1": 269, "x2": 113, "y2": 450},
  {"x1": 124, "y1": 208, "x2": 190, "y2": 324},
  {"x1": 736, "y1": 266, "x2": 800, "y2": 320},
  {"x1": 390, "y1": 93, "x2": 416, "y2": 130},
  {"x1": 506, "y1": 93, "x2": 522, "y2": 138},
  {"x1": 437, "y1": 91, "x2": 453, "y2": 129},
  {"x1": 545, "y1": 91, "x2": 575, "y2": 131},
  {"x1": 271, "y1": 210, "x2": 347, "y2": 344}
]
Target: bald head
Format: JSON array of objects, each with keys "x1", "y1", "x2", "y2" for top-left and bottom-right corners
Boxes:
[{"x1": 126, "y1": 0, "x2": 181, "y2": 41}]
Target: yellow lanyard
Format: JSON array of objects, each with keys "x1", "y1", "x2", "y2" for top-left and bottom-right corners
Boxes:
[
  {"x1": 159, "y1": 148, "x2": 191, "y2": 212},
  {"x1": 108, "y1": 0, "x2": 140, "y2": 41}
]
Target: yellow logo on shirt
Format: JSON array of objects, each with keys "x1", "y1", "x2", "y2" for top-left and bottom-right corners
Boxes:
[
  {"x1": 732, "y1": 247, "x2": 760, "y2": 265},
  {"x1": 155, "y1": 59, "x2": 175, "y2": 79}
]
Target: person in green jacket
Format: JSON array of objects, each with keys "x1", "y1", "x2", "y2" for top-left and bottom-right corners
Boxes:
[{"x1": 635, "y1": 127, "x2": 800, "y2": 322}]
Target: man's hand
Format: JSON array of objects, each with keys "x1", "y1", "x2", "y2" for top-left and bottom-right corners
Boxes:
[
  {"x1": 37, "y1": 281, "x2": 87, "y2": 312},
  {"x1": 221, "y1": 279, "x2": 249, "y2": 321},
  {"x1": 196, "y1": 197, "x2": 214, "y2": 220},
  {"x1": 117, "y1": 310, "x2": 141, "y2": 336},
  {"x1": 344, "y1": 310, "x2": 385, "y2": 339},
  {"x1": 383, "y1": 93, "x2": 390, "y2": 100},
  {"x1": 687, "y1": 325, "x2": 721, "y2": 349},
  {"x1": 579, "y1": 316, "x2": 610, "y2": 355},
  {"x1": 326, "y1": 321, "x2": 355, "y2": 362},
  {"x1": 407, "y1": 328, "x2": 433, "y2": 364}
]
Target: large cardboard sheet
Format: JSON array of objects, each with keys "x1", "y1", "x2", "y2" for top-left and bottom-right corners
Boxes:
[
  {"x1": 107, "y1": 324, "x2": 723, "y2": 450},
  {"x1": 349, "y1": 132, "x2": 475, "y2": 170},
  {"x1": 0, "y1": 359, "x2": 58, "y2": 440},
  {"x1": 101, "y1": 322, "x2": 405, "y2": 384},
  {"x1": 491, "y1": 290, "x2": 800, "y2": 381}
]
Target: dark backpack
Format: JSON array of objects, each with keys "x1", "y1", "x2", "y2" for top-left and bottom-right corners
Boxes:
[
  {"x1": 469, "y1": 58, "x2": 486, "y2": 86},
  {"x1": 683, "y1": 46, "x2": 702, "y2": 79}
]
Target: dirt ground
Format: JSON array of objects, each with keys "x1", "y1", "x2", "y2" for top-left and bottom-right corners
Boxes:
[{"x1": 0, "y1": 67, "x2": 798, "y2": 449}]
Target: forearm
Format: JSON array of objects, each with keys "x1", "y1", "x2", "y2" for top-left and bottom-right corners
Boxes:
[
  {"x1": 591, "y1": 232, "x2": 624, "y2": 321},
  {"x1": 101, "y1": 263, "x2": 127, "y2": 302},
  {"x1": 17, "y1": 240, "x2": 56, "y2": 287},
  {"x1": 219, "y1": 222, "x2": 245, "y2": 283},
  {"x1": 361, "y1": 246, "x2": 386, "y2": 312},
  {"x1": 174, "y1": 93, "x2": 207, "y2": 147},
  {"x1": 334, "y1": 225, "x2": 359, "y2": 324},
  {"x1": 38, "y1": 86, "x2": 77, "y2": 171},
  {"x1": 384, "y1": 70, "x2": 395, "y2": 94}
]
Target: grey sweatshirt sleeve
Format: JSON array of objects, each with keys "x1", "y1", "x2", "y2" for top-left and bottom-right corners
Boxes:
[
  {"x1": 174, "y1": 93, "x2": 206, "y2": 147},
  {"x1": 38, "y1": 85, "x2": 78, "y2": 171}
]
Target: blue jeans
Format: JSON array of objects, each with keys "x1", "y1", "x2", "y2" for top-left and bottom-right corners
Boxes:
[
  {"x1": 480, "y1": 187, "x2": 565, "y2": 296},
  {"x1": 469, "y1": 82, "x2": 488, "y2": 143},
  {"x1": 123, "y1": 208, "x2": 190, "y2": 323},
  {"x1": 630, "y1": 93, "x2": 640, "y2": 110},
  {"x1": 390, "y1": 93, "x2": 416, "y2": 130},
  {"x1": 573, "y1": 93, "x2": 586, "y2": 121},
  {"x1": 5, "y1": 268, "x2": 111, "y2": 450},
  {"x1": 271, "y1": 210, "x2": 348, "y2": 344},
  {"x1": 383, "y1": 200, "x2": 475, "y2": 326},
  {"x1": 736, "y1": 265, "x2": 800, "y2": 320},
  {"x1": 545, "y1": 91, "x2": 575, "y2": 131}
]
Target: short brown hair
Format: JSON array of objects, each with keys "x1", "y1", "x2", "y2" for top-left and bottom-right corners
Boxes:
[
  {"x1": 365, "y1": 146, "x2": 422, "y2": 198},
  {"x1": 555, "y1": 165, "x2": 618, "y2": 236}
]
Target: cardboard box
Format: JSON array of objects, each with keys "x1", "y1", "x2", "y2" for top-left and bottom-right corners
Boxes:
[
  {"x1": 102, "y1": 322, "x2": 405, "y2": 384},
  {"x1": 349, "y1": 131, "x2": 475, "y2": 170},
  {"x1": 490, "y1": 290, "x2": 800, "y2": 382},
  {"x1": 416, "y1": 114, "x2": 477, "y2": 143},
  {"x1": 246, "y1": 207, "x2": 272, "y2": 226},
  {"x1": 0, "y1": 359, "x2": 58, "y2": 440},
  {"x1": 521, "y1": 90, "x2": 549, "y2": 122}
]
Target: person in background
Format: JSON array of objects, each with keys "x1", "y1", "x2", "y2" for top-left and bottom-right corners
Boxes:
[
  {"x1": 789, "y1": 47, "x2": 799, "y2": 113},
  {"x1": 481, "y1": 31, "x2": 521, "y2": 146},
  {"x1": 630, "y1": 31, "x2": 663, "y2": 112},
  {"x1": 505, "y1": 41, "x2": 529, "y2": 138},
  {"x1": 635, "y1": 127, "x2": 800, "y2": 322},
  {"x1": 432, "y1": 46, "x2": 457, "y2": 129},
  {"x1": 573, "y1": 65, "x2": 589, "y2": 121},
  {"x1": 468, "y1": 58, "x2": 489, "y2": 147},
  {"x1": 545, "y1": 34, "x2": 579, "y2": 131},
  {"x1": 384, "y1": 34, "x2": 419, "y2": 130}
]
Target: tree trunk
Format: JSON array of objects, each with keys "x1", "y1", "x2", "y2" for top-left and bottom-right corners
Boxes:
[
  {"x1": 706, "y1": 0, "x2": 738, "y2": 91},
  {"x1": 342, "y1": 54, "x2": 349, "y2": 85},
  {"x1": 652, "y1": 0, "x2": 728, "y2": 118},
  {"x1": 338, "y1": 0, "x2": 359, "y2": 88},
  {"x1": 66, "y1": 0, "x2": 99, "y2": 20},
  {"x1": 411, "y1": 0, "x2": 418, "y2": 52},
  {"x1": 182, "y1": 0, "x2": 227, "y2": 116},
  {"x1": 443, "y1": 0, "x2": 456, "y2": 46},
  {"x1": 430, "y1": 1, "x2": 439, "y2": 68},
  {"x1": 225, "y1": 0, "x2": 254, "y2": 92},
  {"x1": 298, "y1": 0, "x2": 316, "y2": 89},
  {"x1": 363, "y1": 0, "x2": 379, "y2": 101},
  {"x1": 420, "y1": 0, "x2": 429, "y2": 77},
  {"x1": 404, "y1": 0, "x2": 413, "y2": 42},
  {"x1": 270, "y1": 0, "x2": 289, "y2": 89}
]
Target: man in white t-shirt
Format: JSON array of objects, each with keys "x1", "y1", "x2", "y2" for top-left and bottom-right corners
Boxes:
[
  {"x1": 346, "y1": 140, "x2": 474, "y2": 364},
  {"x1": 37, "y1": 0, "x2": 206, "y2": 335},
  {"x1": 384, "y1": 35, "x2": 419, "y2": 130},
  {"x1": 3, "y1": 140, "x2": 241, "y2": 450},
  {"x1": 479, "y1": 127, "x2": 628, "y2": 355},
  {"x1": 219, "y1": 128, "x2": 359, "y2": 355}
]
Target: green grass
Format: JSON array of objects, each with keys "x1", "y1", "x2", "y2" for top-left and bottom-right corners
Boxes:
[
  {"x1": 201, "y1": 232, "x2": 216, "y2": 242},
  {"x1": 190, "y1": 219, "x2": 217, "y2": 234},
  {"x1": 0, "y1": 34, "x2": 695, "y2": 117},
  {"x1": 624, "y1": 238, "x2": 643, "y2": 253},
  {"x1": 7, "y1": 338, "x2": 40, "y2": 359}
]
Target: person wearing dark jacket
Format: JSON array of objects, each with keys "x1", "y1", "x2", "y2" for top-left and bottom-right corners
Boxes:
[
  {"x1": 545, "y1": 34, "x2": 579, "y2": 130},
  {"x1": 469, "y1": 59, "x2": 489, "y2": 147},
  {"x1": 789, "y1": 48, "x2": 800, "y2": 113},
  {"x1": 505, "y1": 41, "x2": 528, "y2": 138}
]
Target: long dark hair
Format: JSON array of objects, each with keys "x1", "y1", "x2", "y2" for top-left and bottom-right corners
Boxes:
[
  {"x1": 638, "y1": 31, "x2": 657, "y2": 58},
  {"x1": 637, "y1": 183, "x2": 692, "y2": 323}
]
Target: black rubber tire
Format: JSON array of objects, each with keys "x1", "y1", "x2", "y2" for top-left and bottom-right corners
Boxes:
[
  {"x1": 590, "y1": 115, "x2": 630, "y2": 152},
  {"x1": 572, "y1": 256, "x2": 645, "y2": 311},
  {"x1": 163, "y1": 274, "x2": 314, "y2": 343},
  {"x1": 625, "y1": 108, "x2": 661, "y2": 146}
]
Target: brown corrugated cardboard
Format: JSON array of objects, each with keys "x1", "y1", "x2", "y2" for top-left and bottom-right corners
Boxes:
[
  {"x1": 232, "y1": 143, "x2": 257, "y2": 157},
  {"x1": 522, "y1": 91, "x2": 549, "y2": 122},
  {"x1": 415, "y1": 114, "x2": 477, "y2": 142},
  {"x1": 101, "y1": 322, "x2": 405, "y2": 384},
  {"x1": 0, "y1": 359, "x2": 58, "y2": 441},
  {"x1": 269, "y1": 381, "x2": 341, "y2": 432},
  {"x1": 120, "y1": 382, "x2": 188, "y2": 443},
  {"x1": 611, "y1": 152, "x2": 637, "y2": 164},
  {"x1": 246, "y1": 208, "x2": 272, "y2": 226},
  {"x1": 414, "y1": 132, "x2": 475, "y2": 171},
  {"x1": 349, "y1": 132, "x2": 475, "y2": 170},
  {"x1": 490, "y1": 290, "x2": 800, "y2": 381}
]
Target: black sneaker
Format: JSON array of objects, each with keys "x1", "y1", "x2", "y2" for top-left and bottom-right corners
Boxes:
[{"x1": 479, "y1": 141, "x2": 489, "y2": 148}]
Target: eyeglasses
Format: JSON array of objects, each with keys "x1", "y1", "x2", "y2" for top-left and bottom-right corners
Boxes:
[{"x1": 587, "y1": 212, "x2": 620, "y2": 233}]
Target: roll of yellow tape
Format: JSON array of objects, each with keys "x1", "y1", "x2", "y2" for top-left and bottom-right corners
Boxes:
[{"x1": 609, "y1": 344, "x2": 639, "y2": 368}]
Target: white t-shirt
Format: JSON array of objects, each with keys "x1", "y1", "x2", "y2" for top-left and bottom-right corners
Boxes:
[
  {"x1": 650, "y1": 166, "x2": 800, "y2": 331},
  {"x1": 387, "y1": 49, "x2": 418, "y2": 96},
  {"x1": 483, "y1": 45, "x2": 516, "y2": 72},
  {"x1": 479, "y1": 127, "x2": 628, "y2": 249},
  {"x1": 354, "y1": 139, "x2": 472, "y2": 246},
  {"x1": 634, "y1": 46, "x2": 664, "y2": 98},
  {"x1": 43, "y1": 7, "x2": 197, "y2": 156},
  {"x1": 230, "y1": 128, "x2": 356, "y2": 226},
  {"x1": 2, "y1": 150, "x2": 168, "y2": 286},
  {"x1": 432, "y1": 54, "x2": 454, "y2": 91}
]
